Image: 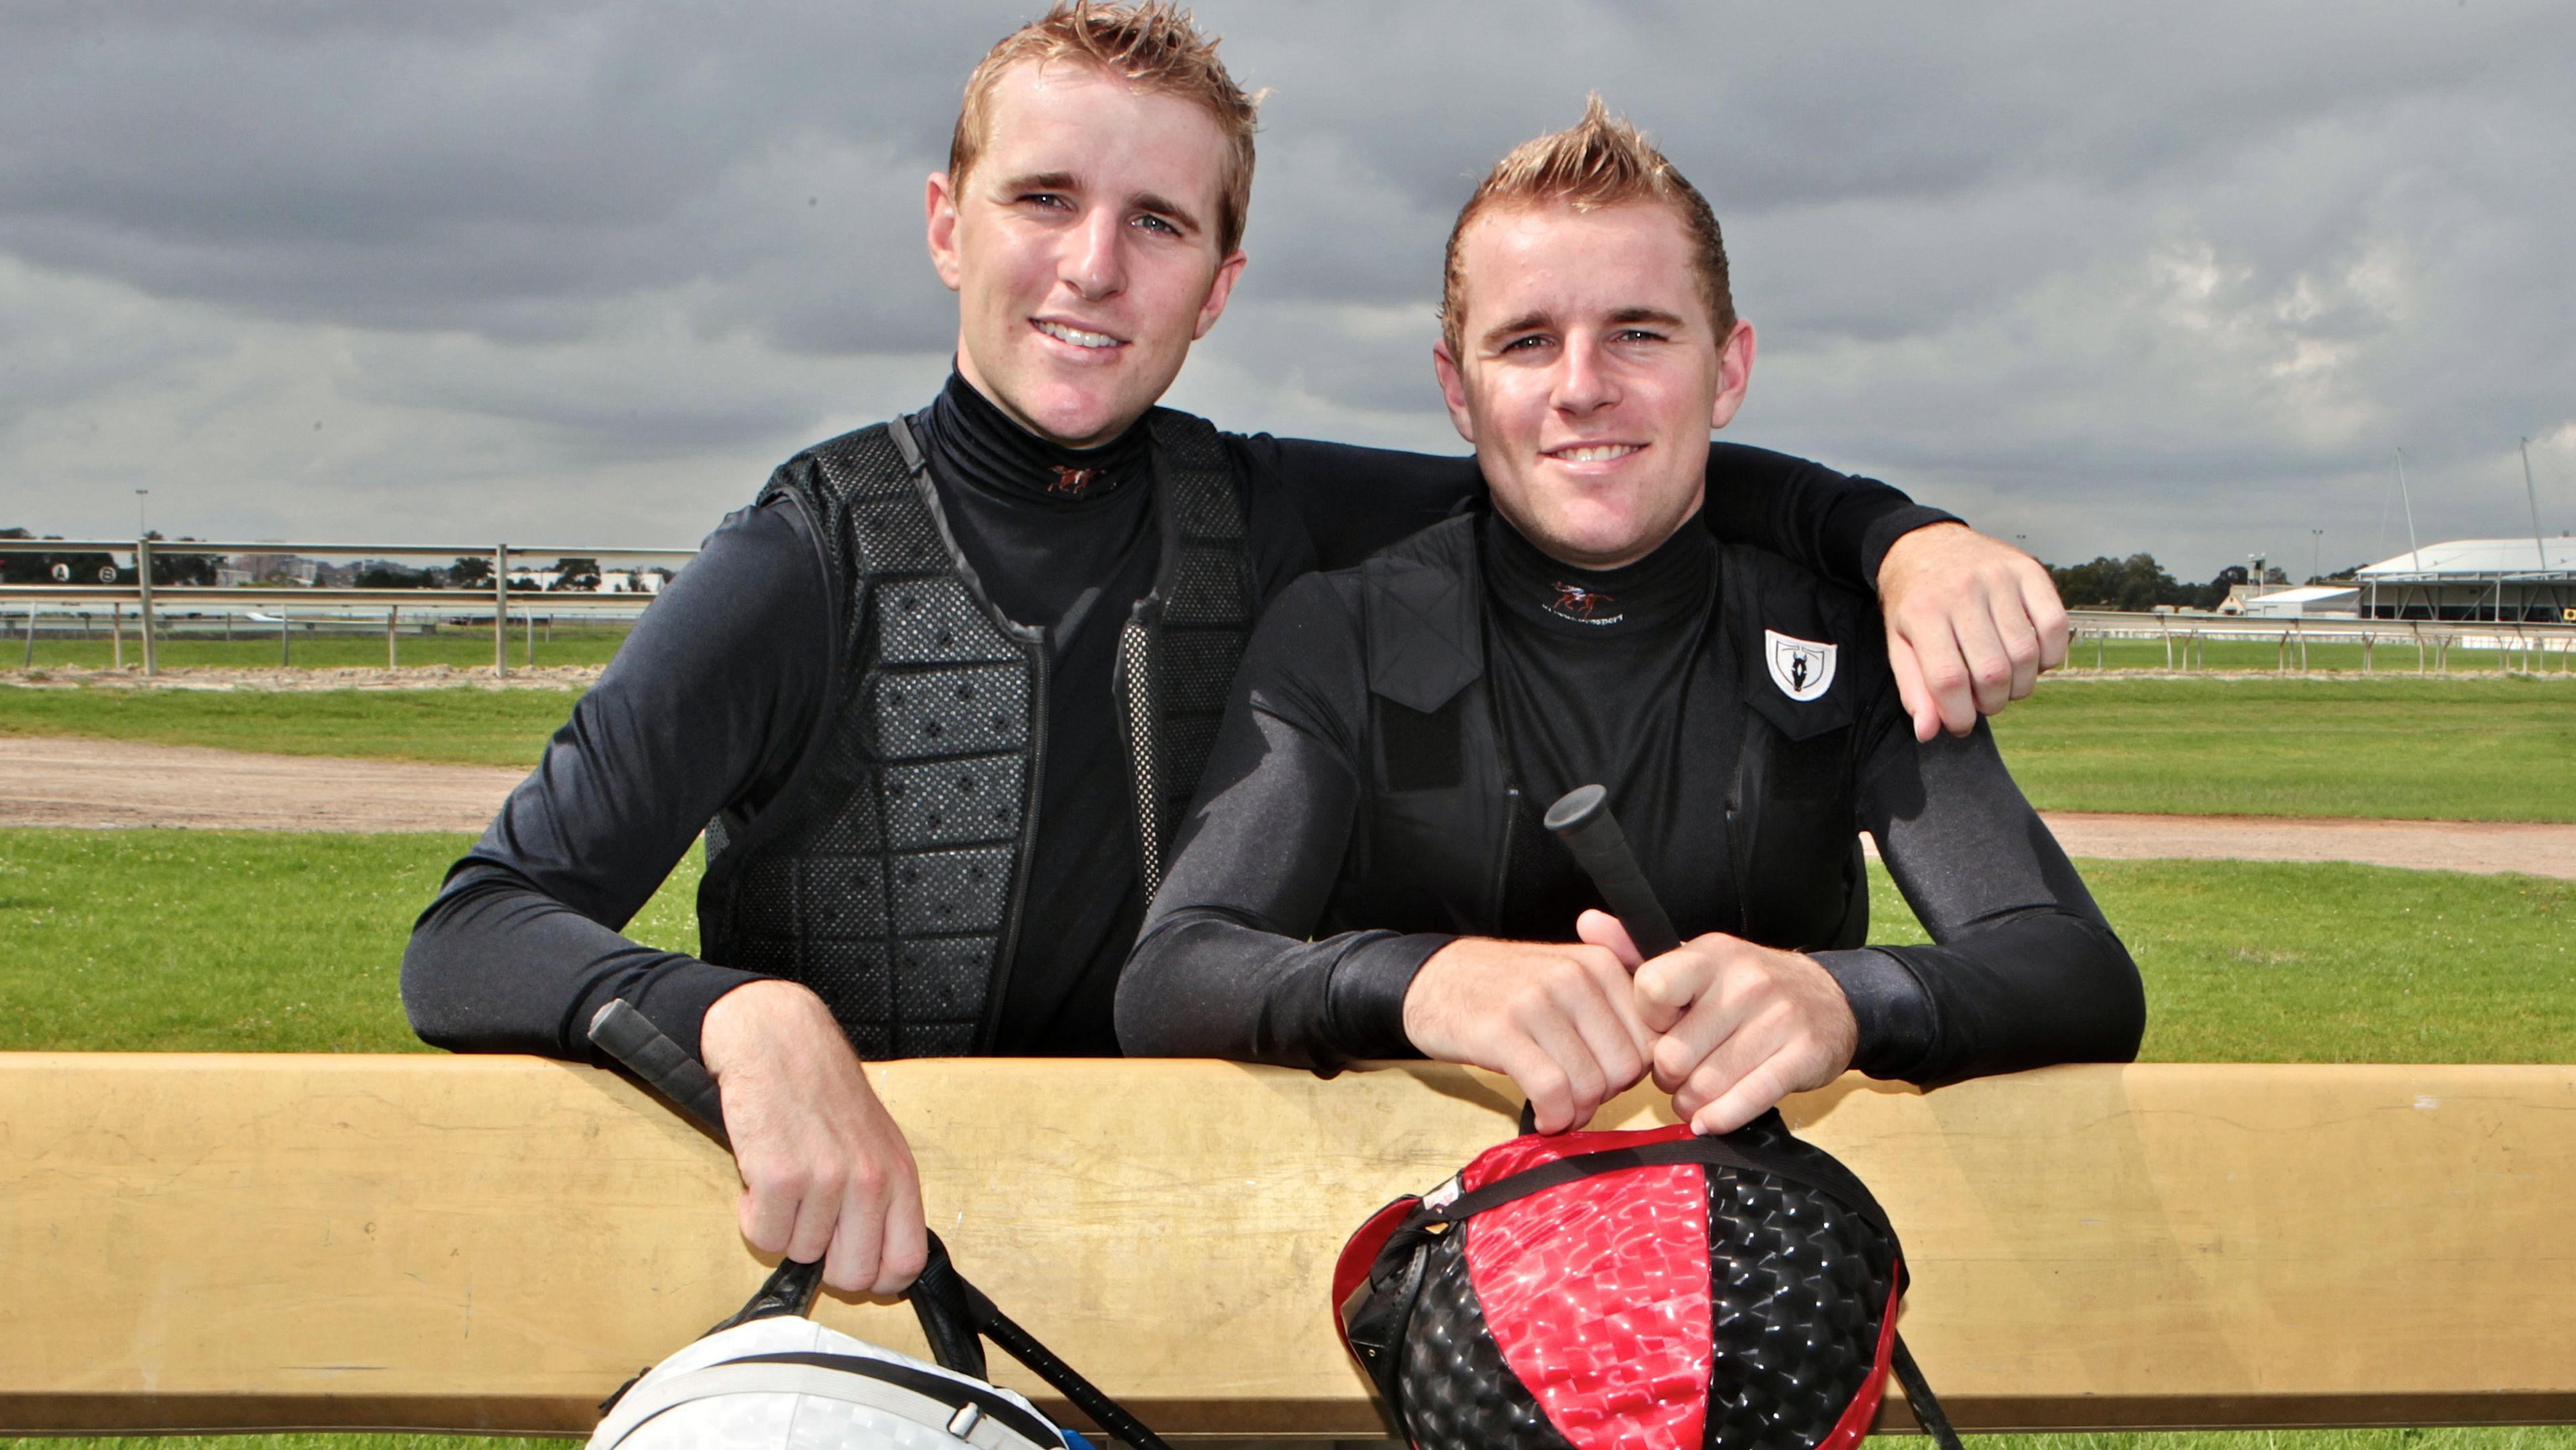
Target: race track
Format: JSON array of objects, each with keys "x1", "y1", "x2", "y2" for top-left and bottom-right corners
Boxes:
[{"x1": 6, "y1": 735, "x2": 2573, "y2": 878}]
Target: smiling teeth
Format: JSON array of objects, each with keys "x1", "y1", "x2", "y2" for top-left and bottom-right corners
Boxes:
[
  {"x1": 1037, "y1": 320, "x2": 1118, "y2": 349},
  {"x1": 1556, "y1": 445, "x2": 1640, "y2": 462}
]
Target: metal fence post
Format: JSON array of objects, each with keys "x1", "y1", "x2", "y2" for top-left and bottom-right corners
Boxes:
[
  {"x1": 111, "y1": 603, "x2": 123, "y2": 670},
  {"x1": 21, "y1": 604, "x2": 34, "y2": 668},
  {"x1": 387, "y1": 607, "x2": 399, "y2": 670},
  {"x1": 137, "y1": 535, "x2": 157, "y2": 677},
  {"x1": 280, "y1": 607, "x2": 291, "y2": 666},
  {"x1": 493, "y1": 543, "x2": 508, "y2": 678}
]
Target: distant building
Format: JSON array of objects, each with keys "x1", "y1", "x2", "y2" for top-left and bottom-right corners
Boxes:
[
  {"x1": 2226, "y1": 584, "x2": 2361, "y2": 619},
  {"x1": 219, "y1": 554, "x2": 320, "y2": 587},
  {"x1": 2355, "y1": 538, "x2": 2576, "y2": 622}
]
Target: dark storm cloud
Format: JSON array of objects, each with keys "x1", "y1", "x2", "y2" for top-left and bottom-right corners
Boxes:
[{"x1": 1, "y1": 0, "x2": 2569, "y2": 568}]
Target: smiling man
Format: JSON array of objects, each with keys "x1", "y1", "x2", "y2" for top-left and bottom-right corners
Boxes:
[
  {"x1": 1118, "y1": 98, "x2": 2144, "y2": 1133},
  {"x1": 405, "y1": 5, "x2": 2074, "y2": 1298}
]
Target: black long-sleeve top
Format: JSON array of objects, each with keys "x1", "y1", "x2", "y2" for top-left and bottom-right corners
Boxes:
[
  {"x1": 401, "y1": 374, "x2": 1957, "y2": 1064},
  {"x1": 1117, "y1": 509, "x2": 2144, "y2": 1086}
]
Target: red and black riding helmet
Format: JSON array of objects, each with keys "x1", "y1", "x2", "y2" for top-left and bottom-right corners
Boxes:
[{"x1": 1334, "y1": 1109, "x2": 1962, "y2": 1450}]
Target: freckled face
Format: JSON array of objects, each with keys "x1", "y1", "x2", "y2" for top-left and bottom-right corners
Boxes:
[
  {"x1": 927, "y1": 60, "x2": 1246, "y2": 448},
  {"x1": 1434, "y1": 201, "x2": 1754, "y2": 568}
]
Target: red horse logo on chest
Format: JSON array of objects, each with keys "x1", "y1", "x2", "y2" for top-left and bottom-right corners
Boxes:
[{"x1": 1550, "y1": 581, "x2": 1614, "y2": 619}]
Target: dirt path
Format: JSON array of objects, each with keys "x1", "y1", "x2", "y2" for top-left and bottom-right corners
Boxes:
[
  {"x1": 0, "y1": 736, "x2": 526, "y2": 833},
  {"x1": 8, "y1": 736, "x2": 2575, "y2": 878}
]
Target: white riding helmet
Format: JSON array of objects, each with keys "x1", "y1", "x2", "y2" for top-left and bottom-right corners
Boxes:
[{"x1": 589, "y1": 1316, "x2": 1077, "y2": 1450}]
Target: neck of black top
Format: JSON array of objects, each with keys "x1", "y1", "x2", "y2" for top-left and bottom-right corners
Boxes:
[
  {"x1": 918, "y1": 370, "x2": 1153, "y2": 508},
  {"x1": 1481, "y1": 507, "x2": 1714, "y2": 636}
]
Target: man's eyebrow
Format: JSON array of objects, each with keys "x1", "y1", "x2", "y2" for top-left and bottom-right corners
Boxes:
[
  {"x1": 994, "y1": 170, "x2": 1081, "y2": 196},
  {"x1": 1480, "y1": 310, "x2": 1554, "y2": 348},
  {"x1": 1131, "y1": 191, "x2": 1203, "y2": 236},
  {"x1": 1608, "y1": 306, "x2": 1689, "y2": 329}
]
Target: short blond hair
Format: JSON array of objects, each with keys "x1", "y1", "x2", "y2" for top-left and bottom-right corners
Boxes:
[
  {"x1": 949, "y1": 1, "x2": 1261, "y2": 257},
  {"x1": 1441, "y1": 95, "x2": 1733, "y2": 356}
]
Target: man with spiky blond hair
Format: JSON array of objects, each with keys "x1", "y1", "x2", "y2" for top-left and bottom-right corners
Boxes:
[
  {"x1": 409, "y1": 7, "x2": 2072, "y2": 1294},
  {"x1": 1122, "y1": 99, "x2": 2143, "y2": 1133}
]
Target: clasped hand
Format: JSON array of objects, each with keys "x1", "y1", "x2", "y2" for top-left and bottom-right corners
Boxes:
[{"x1": 1401, "y1": 911, "x2": 1858, "y2": 1136}]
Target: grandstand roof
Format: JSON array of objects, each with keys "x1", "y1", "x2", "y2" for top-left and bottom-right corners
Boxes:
[{"x1": 2357, "y1": 537, "x2": 2576, "y2": 580}]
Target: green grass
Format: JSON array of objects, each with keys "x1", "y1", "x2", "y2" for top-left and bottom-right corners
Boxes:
[
  {"x1": 1865, "y1": 859, "x2": 2576, "y2": 1063},
  {"x1": 5, "y1": 619, "x2": 634, "y2": 672},
  {"x1": 14, "y1": 674, "x2": 2573, "y2": 820},
  {"x1": 1992, "y1": 676, "x2": 2576, "y2": 822},
  {"x1": 0, "y1": 684, "x2": 585, "y2": 768},
  {"x1": 0, "y1": 830, "x2": 700, "y2": 1052}
]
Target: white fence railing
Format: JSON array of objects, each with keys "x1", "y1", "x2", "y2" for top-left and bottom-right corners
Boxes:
[
  {"x1": 2063, "y1": 609, "x2": 2576, "y2": 674},
  {"x1": 0, "y1": 536, "x2": 697, "y2": 676}
]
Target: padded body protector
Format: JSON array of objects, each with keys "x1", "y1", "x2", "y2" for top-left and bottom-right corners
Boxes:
[
  {"x1": 696, "y1": 409, "x2": 1251, "y2": 1057},
  {"x1": 1335, "y1": 1116, "x2": 1959, "y2": 1450},
  {"x1": 1328, "y1": 514, "x2": 1872, "y2": 952}
]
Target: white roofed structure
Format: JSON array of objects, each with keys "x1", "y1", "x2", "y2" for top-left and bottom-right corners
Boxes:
[{"x1": 2355, "y1": 537, "x2": 2575, "y2": 622}]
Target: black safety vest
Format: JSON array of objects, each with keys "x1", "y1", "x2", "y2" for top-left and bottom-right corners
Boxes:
[
  {"x1": 1326, "y1": 513, "x2": 1873, "y2": 953},
  {"x1": 696, "y1": 409, "x2": 1252, "y2": 1057}
]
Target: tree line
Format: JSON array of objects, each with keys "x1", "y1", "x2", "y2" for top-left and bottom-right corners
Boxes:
[{"x1": 2043, "y1": 553, "x2": 2359, "y2": 612}]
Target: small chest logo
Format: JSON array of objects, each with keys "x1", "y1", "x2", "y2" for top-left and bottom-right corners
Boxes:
[
  {"x1": 1765, "y1": 629, "x2": 1837, "y2": 702},
  {"x1": 1047, "y1": 464, "x2": 1102, "y2": 496},
  {"x1": 1545, "y1": 581, "x2": 1623, "y2": 626}
]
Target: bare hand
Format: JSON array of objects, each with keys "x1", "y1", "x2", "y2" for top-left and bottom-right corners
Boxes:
[
  {"x1": 1403, "y1": 937, "x2": 1653, "y2": 1134},
  {"x1": 1578, "y1": 911, "x2": 1856, "y2": 1135},
  {"x1": 1876, "y1": 523, "x2": 2069, "y2": 741},
  {"x1": 699, "y1": 979, "x2": 927, "y2": 1296}
]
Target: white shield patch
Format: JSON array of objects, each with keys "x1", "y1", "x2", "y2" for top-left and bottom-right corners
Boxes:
[{"x1": 1764, "y1": 629, "x2": 1837, "y2": 702}]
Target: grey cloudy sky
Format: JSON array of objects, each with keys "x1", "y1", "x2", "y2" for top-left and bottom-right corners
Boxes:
[{"x1": 3, "y1": 1, "x2": 2569, "y2": 580}]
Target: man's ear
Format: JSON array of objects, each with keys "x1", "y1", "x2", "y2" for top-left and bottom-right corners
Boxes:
[
  {"x1": 925, "y1": 172, "x2": 964, "y2": 293},
  {"x1": 1431, "y1": 338, "x2": 1477, "y2": 445},
  {"x1": 1707, "y1": 319, "x2": 1758, "y2": 431},
  {"x1": 1191, "y1": 250, "x2": 1249, "y2": 341}
]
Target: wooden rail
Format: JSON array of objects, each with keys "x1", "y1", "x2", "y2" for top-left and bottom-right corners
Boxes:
[{"x1": 4, "y1": 1055, "x2": 2573, "y2": 1437}]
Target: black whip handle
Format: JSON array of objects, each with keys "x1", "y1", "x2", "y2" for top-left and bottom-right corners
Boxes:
[
  {"x1": 588, "y1": 1000, "x2": 1171, "y2": 1448},
  {"x1": 1889, "y1": 1335, "x2": 1968, "y2": 1450},
  {"x1": 586, "y1": 999, "x2": 824, "y2": 1325},
  {"x1": 588, "y1": 998, "x2": 732, "y2": 1148},
  {"x1": 955, "y1": 1264, "x2": 1173, "y2": 1450},
  {"x1": 1544, "y1": 784, "x2": 1681, "y2": 957}
]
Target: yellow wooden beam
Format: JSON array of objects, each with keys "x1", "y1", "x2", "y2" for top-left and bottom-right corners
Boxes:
[{"x1": 3, "y1": 1055, "x2": 2573, "y2": 1436}]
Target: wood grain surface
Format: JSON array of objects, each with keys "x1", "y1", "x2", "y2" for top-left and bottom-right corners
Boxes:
[{"x1": 3, "y1": 1055, "x2": 2572, "y2": 1435}]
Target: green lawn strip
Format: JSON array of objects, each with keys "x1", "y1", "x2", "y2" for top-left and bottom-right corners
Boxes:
[
  {"x1": 0, "y1": 830, "x2": 700, "y2": 1053},
  {"x1": 0, "y1": 684, "x2": 584, "y2": 768},
  {"x1": 15, "y1": 675, "x2": 2575, "y2": 820},
  {"x1": 1992, "y1": 676, "x2": 2576, "y2": 822},
  {"x1": 1868, "y1": 858, "x2": 2576, "y2": 1063},
  {"x1": 9, "y1": 621, "x2": 634, "y2": 673}
]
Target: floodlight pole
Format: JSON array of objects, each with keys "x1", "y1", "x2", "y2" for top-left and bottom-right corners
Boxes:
[
  {"x1": 2394, "y1": 448, "x2": 2421, "y2": 564},
  {"x1": 2522, "y1": 437, "x2": 2548, "y2": 577},
  {"x1": 493, "y1": 543, "x2": 508, "y2": 678},
  {"x1": 136, "y1": 534, "x2": 156, "y2": 677}
]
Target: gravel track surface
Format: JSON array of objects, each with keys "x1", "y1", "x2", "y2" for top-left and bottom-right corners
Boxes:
[{"x1": 7, "y1": 736, "x2": 2573, "y2": 878}]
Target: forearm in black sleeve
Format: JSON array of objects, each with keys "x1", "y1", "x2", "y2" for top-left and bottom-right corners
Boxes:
[
  {"x1": 400, "y1": 497, "x2": 832, "y2": 1063},
  {"x1": 1817, "y1": 718, "x2": 2145, "y2": 1086},
  {"x1": 1700, "y1": 443, "x2": 1960, "y2": 592},
  {"x1": 1238, "y1": 435, "x2": 1483, "y2": 574},
  {"x1": 1116, "y1": 582, "x2": 1444, "y2": 1070},
  {"x1": 1247, "y1": 433, "x2": 1957, "y2": 592}
]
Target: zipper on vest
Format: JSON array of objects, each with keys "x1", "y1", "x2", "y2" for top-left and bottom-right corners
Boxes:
[
  {"x1": 1487, "y1": 784, "x2": 1521, "y2": 923},
  {"x1": 977, "y1": 639, "x2": 1047, "y2": 1053}
]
